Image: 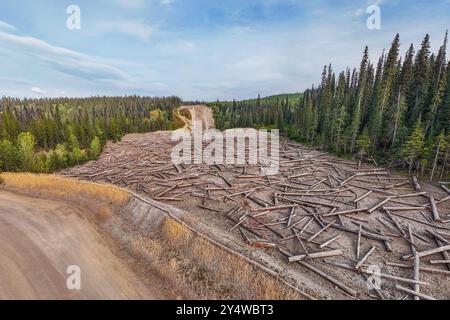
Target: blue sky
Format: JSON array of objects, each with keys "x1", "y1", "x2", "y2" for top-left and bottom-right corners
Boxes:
[{"x1": 0, "y1": 0, "x2": 449, "y2": 100}]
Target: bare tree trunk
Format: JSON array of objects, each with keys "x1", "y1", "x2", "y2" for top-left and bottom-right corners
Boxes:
[
  {"x1": 430, "y1": 140, "x2": 441, "y2": 181},
  {"x1": 392, "y1": 88, "x2": 402, "y2": 146},
  {"x1": 440, "y1": 150, "x2": 449, "y2": 179}
]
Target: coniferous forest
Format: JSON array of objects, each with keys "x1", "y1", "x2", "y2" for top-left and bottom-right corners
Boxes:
[
  {"x1": 212, "y1": 33, "x2": 450, "y2": 180},
  {"x1": 0, "y1": 96, "x2": 181, "y2": 173}
]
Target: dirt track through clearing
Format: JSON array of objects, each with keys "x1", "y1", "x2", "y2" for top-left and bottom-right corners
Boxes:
[{"x1": 0, "y1": 191, "x2": 157, "y2": 300}]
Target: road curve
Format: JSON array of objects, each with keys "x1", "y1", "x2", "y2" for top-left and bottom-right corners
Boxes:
[{"x1": 0, "y1": 191, "x2": 156, "y2": 300}]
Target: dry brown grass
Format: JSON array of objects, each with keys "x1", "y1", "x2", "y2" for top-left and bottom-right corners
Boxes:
[
  {"x1": 1, "y1": 173, "x2": 129, "y2": 207},
  {"x1": 0, "y1": 172, "x2": 306, "y2": 299},
  {"x1": 161, "y1": 217, "x2": 306, "y2": 300},
  {"x1": 0, "y1": 173, "x2": 129, "y2": 223}
]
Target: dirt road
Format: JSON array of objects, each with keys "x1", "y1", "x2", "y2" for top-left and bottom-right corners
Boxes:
[
  {"x1": 0, "y1": 191, "x2": 156, "y2": 300},
  {"x1": 178, "y1": 105, "x2": 216, "y2": 130}
]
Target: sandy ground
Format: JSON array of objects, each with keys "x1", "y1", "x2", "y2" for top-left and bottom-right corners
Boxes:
[{"x1": 0, "y1": 191, "x2": 157, "y2": 300}]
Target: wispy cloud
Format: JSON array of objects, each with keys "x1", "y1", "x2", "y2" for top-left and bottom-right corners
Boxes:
[
  {"x1": 0, "y1": 20, "x2": 16, "y2": 31},
  {"x1": 31, "y1": 86, "x2": 45, "y2": 94},
  {"x1": 0, "y1": 28, "x2": 129, "y2": 82}
]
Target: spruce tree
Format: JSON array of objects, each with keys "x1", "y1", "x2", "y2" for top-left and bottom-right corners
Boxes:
[{"x1": 402, "y1": 120, "x2": 425, "y2": 173}]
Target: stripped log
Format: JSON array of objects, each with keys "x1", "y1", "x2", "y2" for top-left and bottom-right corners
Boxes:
[
  {"x1": 355, "y1": 246, "x2": 376, "y2": 270},
  {"x1": 288, "y1": 249, "x2": 343, "y2": 262},
  {"x1": 408, "y1": 225, "x2": 420, "y2": 300},
  {"x1": 427, "y1": 230, "x2": 450, "y2": 271},
  {"x1": 356, "y1": 224, "x2": 362, "y2": 260},
  {"x1": 307, "y1": 220, "x2": 336, "y2": 242},
  {"x1": 403, "y1": 244, "x2": 450, "y2": 260},
  {"x1": 395, "y1": 285, "x2": 436, "y2": 300},
  {"x1": 382, "y1": 206, "x2": 426, "y2": 211},
  {"x1": 323, "y1": 208, "x2": 368, "y2": 217},
  {"x1": 252, "y1": 205, "x2": 297, "y2": 212},
  {"x1": 412, "y1": 176, "x2": 422, "y2": 192},
  {"x1": 429, "y1": 196, "x2": 441, "y2": 222},
  {"x1": 361, "y1": 269, "x2": 428, "y2": 286},
  {"x1": 280, "y1": 249, "x2": 357, "y2": 297},
  {"x1": 288, "y1": 216, "x2": 308, "y2": 230},
  {"x1": 320, "y1": 235, "x2": 342, "y2": 249},
  {"x1": 368, "y1": 197, "x2": 392, "y2": 214},
  {"x1": 440, "y1": 184, "x2": 450, "y2": 195},
  {"x1": 353, "y1": 190, "x2": 373, "y2": 203},
  {"x1": 386, "y1": 262, "x2": 450, "y2": 276},
  {"x1": 430, "y1": 260, "x2": 450, "y2": 265}
]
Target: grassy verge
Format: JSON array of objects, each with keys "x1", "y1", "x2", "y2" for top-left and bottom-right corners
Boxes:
[
  {"x1": 157, "y1": 218, "x2": 307, "y2": 300},
  {"x1": 0, "y1": 173, "x2": 129, "y2": 222},
  {"x1": 1, "y1": 173, "x2": 129, "y2": 205}
]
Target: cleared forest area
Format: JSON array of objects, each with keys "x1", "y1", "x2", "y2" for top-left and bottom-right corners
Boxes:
[{"x1": 60, "y1": 107, "x2": 450, "y2": 299}]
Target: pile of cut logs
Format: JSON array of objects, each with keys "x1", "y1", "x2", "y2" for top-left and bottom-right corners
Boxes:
[{"x1": 61, "y1": 133, "x2": 450, "y2": 300}]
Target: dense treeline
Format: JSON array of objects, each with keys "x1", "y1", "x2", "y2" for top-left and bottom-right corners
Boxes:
[
  {"x1": 0, "y1": 96, "x2": 182, "y2": 173},
  {"x1": 212, "y1": 33, "x2": 450, "y2": 180}
]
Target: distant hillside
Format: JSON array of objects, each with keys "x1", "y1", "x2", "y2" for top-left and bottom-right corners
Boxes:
[
  {"x1": 209, "y1": 93, "x2": 303, "y2": 106},
  {"x1": 257, "y1": 93, "x2": 303, "y2": 104}
]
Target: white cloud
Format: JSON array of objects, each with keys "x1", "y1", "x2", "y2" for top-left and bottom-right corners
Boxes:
[
  {"x1": 96, "y1": 20, "x2": 156, "y2": 42},
  {"x1": 160, "y1": 0, "x2": 172, "y2": 5},
  {"x1": 0, "y1": 21, "x2": 16, "y2": 31},
  {"x1": 31, "y1": 87, "x2": 45, "y2": 94}
]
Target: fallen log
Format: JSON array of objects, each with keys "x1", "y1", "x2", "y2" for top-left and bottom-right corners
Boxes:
[
  {"x1": 320, "y1": 235, "x2": 342, "y2": 249},
  {"x1": 288, "y1": 249, "x2": 343, "y2": 262},
  {"x1": 412, "y1": 176, "x2": 422, "y2": 192},
  {"x1": 408, "y1": 225, "x2": 420, "y2": 300},
  {"x1": 361, "y1": 269, "x2": 428, "y2": 286},
  {"x1": 355, "y1": 246, "x2": 376, "y2": 270},
  {"x1": 368, "y1": 197, "x2": 392, "y2": 214},
  {"x1": 280, "y1": 249, "x2": 357, "y2": 297},
  {"x1": 353, "y1": 190, "x2": 373, "y2": 203},
  {"x1": 307, "y1": 220, "x2": 336, "y2": 242},
  {"x1": 331, "y1": 223, "x2": 391, "y2": 243},
  {"x1": 430, "y1": 260, "x2": 450, "y2": 265},
  {"x1": 429, "y1": 196, "x2": 441, "y2": 222},
  {"x1": 440, "y1": 184, "x2": 450, "y2": 195},
  {"x1": 403, "y1": 244, "x2": 450, "y2": 260},
  {"x1": 382, "y1": 206, "x2": 426, "y2": 211},
  {"x1": 395, "y1": 285, "x2": 436, "y2": 300},
  {"x1": 385, "y1": 262, "x2": 450, "y2": 276},
  {"x1": 252, "y1": 204, "x2": 298, "y2": 212},
  {"x1": 323, "y1": 208, "x2": 368, "y2": 217},
  {"x1": 356, "y1": 224, "x2": 362, "y2": 260}
]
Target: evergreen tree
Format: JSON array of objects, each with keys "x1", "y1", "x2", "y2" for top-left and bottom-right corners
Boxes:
[
  {"x1": 89, "y1": 136, "x2": 102, "y2": 159},
  {"x1": 356, "y1": 127, "x2": 371, "y2": 160},
  {"x1": 402, "y1": 120, "x2": 425, "y2": 173}
]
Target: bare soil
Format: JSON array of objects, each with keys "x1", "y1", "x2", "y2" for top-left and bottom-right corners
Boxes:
[{"x1": 0, "y1": 191, "x2": 168, "y2": 300}]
